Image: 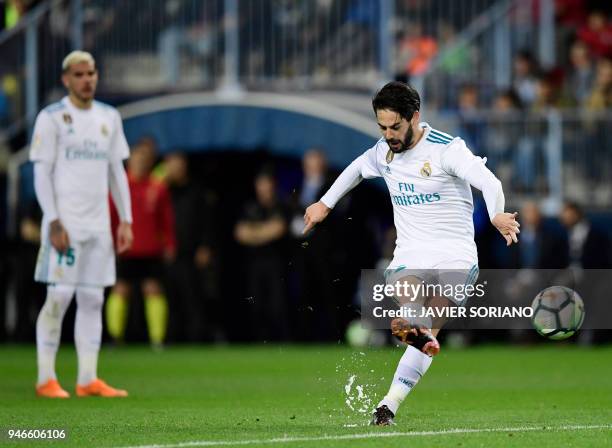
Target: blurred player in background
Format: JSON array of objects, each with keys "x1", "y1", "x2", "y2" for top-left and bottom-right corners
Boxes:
[
  {"x1": 106, "y1": 139, "x2": 176, "y2": 349},
  {"x1": 289, "y1": 149, "x2": 339, "y2": 341},
  {"x1": 31, "y1": 51, "x2": 133, "y2": 398},
  {"x1": 164, "y1": 152, "x2": 219, "y2": 342},
  {"x1": 304, "y1": 82, "x2": 520, "y2": 425},
  {"x1": 235, "y1": 170, "x2": 290, "y2": 341}
]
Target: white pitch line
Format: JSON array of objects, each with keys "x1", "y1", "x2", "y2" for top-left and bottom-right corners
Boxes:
[{"x1": 114, "y1": 424, "x2": 612, "y2": 448}]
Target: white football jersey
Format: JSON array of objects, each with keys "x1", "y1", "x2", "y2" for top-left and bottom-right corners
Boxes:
[
  {"x1": 322, "y1": 123, "x2": 487, "y2": 269},
  {"x1": 29, "y1": 97, "x2": 129, "y2": 235}
]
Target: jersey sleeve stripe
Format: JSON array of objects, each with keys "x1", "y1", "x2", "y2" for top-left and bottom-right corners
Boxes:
[
  {"x1": 430, "y1": 129, "x2": 453, "y2": 141},
  {"x1": 426, "y1": 136, "x2": 450, "y2": 145}
]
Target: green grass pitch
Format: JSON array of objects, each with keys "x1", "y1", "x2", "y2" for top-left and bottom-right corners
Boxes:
[{"x1": 1, "y1": 344, "x2": 611, "y2": 447}]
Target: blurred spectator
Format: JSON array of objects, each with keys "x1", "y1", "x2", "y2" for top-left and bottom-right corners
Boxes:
[
  {"x1": 577, "y1": 11, "x2": 612, "y2": 59},
  {"x1": 559, "y1": 201, "x2": 612, "y2": 269},
  {"x1": 107, "y1": 140, "x2": 176, "y2": 349},
  {"x1": 455, "y1": 84, "x2": 484, "y2": 154},
  {"x1": 531, "y1": 75, "x2": 563, "y2": 110},
  {"x1": 512, "y1": 50, "x2": 540, "y2": 107},
  {"x1": 158, "y1": 0, "x2": 217, "y2": 86},
  {"x1": 432, "y1": 21, "x2": 473, "y2": 108},
  {"x1": 436, "y1": 21, "x2": 471, "y2": 78},
  {"x1": 397, "y1": 23, "x2": 437, "y2": 78},
  {"x1": 235, "y1": 170, "x2": 290, "y2": 341},
  {"x1": 582, "y1": 58, "x2": 612, "y2": 183},
  {"x1": 584, "y1": 57, "x2": 612, "y2": 111},
  {"x1": 3, "y1": 0, "x2": 33, "y2": 30},
  {"x1": 555, "y1": 0, "x2": 589, "y2": 67},
  {"x1": 484, "y1": 89, "x2": 522, "y2": 174},
  {"x1": 506, "y1": 201, "x2": 569, "y2": 269},
  {"x1": 457, "y1": 83, "x2": 479, "y2": 111},
  {"x1": 289, "y1": 149, "x2": 339, "y2": 341},
  {"x1": 564, "y1": 41, "x2": 595, "y2": 106},
  {"x1": 560, "y1": 200, "x2": 612, "y2": 345},
  {"x1": 164, "y1": 152, "x2": 221, "y2": 342},
  {"x1": 317, "y1": 0, "x2": 378, "y2": 77},
  {"x1": 555, "y1": 0, "x2": 588, "y2": 30}
]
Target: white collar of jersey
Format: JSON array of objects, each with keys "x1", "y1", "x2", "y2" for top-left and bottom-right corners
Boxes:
[
  {"x1": 63, "y1": 96, "x2": 94, "y2": 114},
  {"x1": 381, "y1": 122, "x2": 431, "y2": 156}
]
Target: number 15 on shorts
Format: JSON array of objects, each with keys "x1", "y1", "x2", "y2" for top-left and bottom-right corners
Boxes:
[{"x1": 57, "y1": 247, "x2": 76, "y2": 266}]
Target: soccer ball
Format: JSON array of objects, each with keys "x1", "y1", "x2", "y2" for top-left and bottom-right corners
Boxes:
[
  {"x1": 531, "y1": 286, "x2": 585, "y2": 340},
  {"x1": 345, "y1": 320, "x2": 386, "y2": 347}
]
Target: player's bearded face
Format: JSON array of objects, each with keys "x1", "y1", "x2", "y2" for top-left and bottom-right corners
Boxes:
[
  {"x1": 377, "y1": 110, "x2": 416, "y2": 153},
  {"x1": 387, "y1": 123, "x2": 414, "y2": 154},
  {"x1": 63, "y1": 62, "x2": 98, "y2": 102}
]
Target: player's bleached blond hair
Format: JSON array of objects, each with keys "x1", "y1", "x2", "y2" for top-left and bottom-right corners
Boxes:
[{"x1": 62, "y1": 51, "x2": 96, "y2": 73}]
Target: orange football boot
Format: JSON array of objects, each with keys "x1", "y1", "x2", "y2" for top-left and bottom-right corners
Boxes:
[
  {"x1": 36, "y1": 379, "x2": 70, "y2": 398},
  {"x1": 76, "y1": 379, "x2": 128, "y2": 397}
]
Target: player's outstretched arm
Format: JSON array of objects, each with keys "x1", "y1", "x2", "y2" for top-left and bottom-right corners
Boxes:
[
  {"x1": 442, "y1": 140, "x2": 520, "y2": 246},
  {"x1": 465, "y1": 164, "x2": 520, "y2": 246},
  {"x1": 468, "y1": 167, "x2": 520, "y2": 246},
  {"x1": 303, "y1": 201, "x2": 331, "y2": 234}
]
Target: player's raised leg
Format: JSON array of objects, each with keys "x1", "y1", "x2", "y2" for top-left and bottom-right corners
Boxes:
[{"x1": 36, "y1": 284, "x2": 74, "y2": 398}]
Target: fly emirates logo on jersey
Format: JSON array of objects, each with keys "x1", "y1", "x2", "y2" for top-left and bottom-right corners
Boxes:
[
  {"x1": 391, "y1": 182, "x2": 441, "y2": 207},
  {"x1": 64, "y1": 138, "x2": 108, "y2": 161}
]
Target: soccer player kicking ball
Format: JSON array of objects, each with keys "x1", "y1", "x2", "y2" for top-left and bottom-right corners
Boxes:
[
  {"x1": 303, "y1": 82, "x2": 520, "y2": 425},
  {"x1": 31, "y1": 51, "x2": 133, "y2": 398}
]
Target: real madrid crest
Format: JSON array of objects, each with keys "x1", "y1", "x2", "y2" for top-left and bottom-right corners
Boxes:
[
  {"x1": 62, "y1": 113, "x2": 72, "y2": 125},
  {"x1": 420, "y1": 161, "x2": 432, "y2": 177},
  {"x1": 386, "y1": 149, "x2": 394, "y2": 164},
  {"x1": 32, "y1": 134, "x2": 41, "y2": 149},
  {"x1": 101, "y1": 124, "x2": 109, "y2": 136}
]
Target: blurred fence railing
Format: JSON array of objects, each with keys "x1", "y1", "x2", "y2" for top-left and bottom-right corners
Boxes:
[
  {"x1": 434, "y1": 110, "x2": 612, "y2": 211},
  {"x1": 2, "y1": 0, "x2": 524, "y2": 141}
]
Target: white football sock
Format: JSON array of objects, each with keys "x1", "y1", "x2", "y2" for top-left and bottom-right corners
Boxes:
[
  {"x1": 36, "y1": 285, "x2": 75, "y2": 385},
  {"x1": 75, "y1": 287, "x2": 104, "y2": 386},
  {"x1": 378, "y1": 345, "x2": 433, "y2": 415}
]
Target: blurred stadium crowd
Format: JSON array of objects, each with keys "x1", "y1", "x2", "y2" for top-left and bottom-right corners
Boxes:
[{"x1": 0, "y1": 0, "x2": 611, "y2": 344}]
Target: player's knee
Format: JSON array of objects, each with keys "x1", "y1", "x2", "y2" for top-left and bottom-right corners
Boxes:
[
  {"x1": 392, "y1": 275, "x2": 427, "y2": 305},
  {"x1": 76, "y1": 287, "x2": 104, "y2": 313},
  {"x1": 112, "y1": 281, "x2": 130, "y2": 298},
  {"x1": 45, "y1": 284, "x2": 75, "y2": 314},
  {"x1": 142, "y1": 279, "x2": 163, "y2": 297}
]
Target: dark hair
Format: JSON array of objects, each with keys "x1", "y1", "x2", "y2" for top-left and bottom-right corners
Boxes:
[
  {"x1": 256, "y1": 163, "x2": 276, "y2": 181},
  {"x1": 497, "y1": 88, "x2": 523, "y2": 109},
  {"x1": 372, "y1": 81, "x2": 421, "y2": 121},
  {"x1": 563, "y1": 200, "x2": 583, "y2": 218}
]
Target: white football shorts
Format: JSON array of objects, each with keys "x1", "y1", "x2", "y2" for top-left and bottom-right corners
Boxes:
[
  {"x1": 384, "y1": 259, "x2": 479, "y2": 307},
  {"x1": 35, "y1": 225, "x2": 116, "y2": 287}
]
